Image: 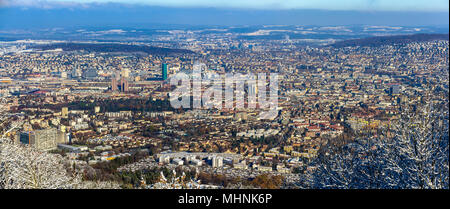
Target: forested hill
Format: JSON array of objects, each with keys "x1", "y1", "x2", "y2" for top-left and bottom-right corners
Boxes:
[
  {"x1": 32, "y1": 43, "x2": 195, "y2": 55},
  {"x1": 330, "y1": 33, "x2": 449, "y2": 48}
]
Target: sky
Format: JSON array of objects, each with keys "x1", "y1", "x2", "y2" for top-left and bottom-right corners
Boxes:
[
  {"x1": 0, "y1": 0, "x2": 448, "y2": 28},
  {"x1": 1, "y1": 0, "x2": 449, "y2": 11}
]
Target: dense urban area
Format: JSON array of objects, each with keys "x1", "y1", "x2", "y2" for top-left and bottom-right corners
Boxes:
[{"x1": 0, "y1": 26, "x2": 448, "y2": 189}]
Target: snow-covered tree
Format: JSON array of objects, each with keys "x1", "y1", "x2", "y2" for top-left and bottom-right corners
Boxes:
[
  {"x1": 379, "y1": 102, "x2": 448, "y2": 189},
  {"x1": 307, "y1": 101, "x2": 449, "y2": 189},
  {"x1": 0, "y1": 138, "x2": 120, "y2": 189}
]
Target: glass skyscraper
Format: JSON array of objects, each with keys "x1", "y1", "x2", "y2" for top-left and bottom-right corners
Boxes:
[{"x1": 162, "y1": 63, "x2": 168, "y2": 80}]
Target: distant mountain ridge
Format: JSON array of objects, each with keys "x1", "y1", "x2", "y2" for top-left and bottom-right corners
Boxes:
[
  {"x1": 31, "y1": 43, "x2": 194, "y2": 55},
  {"x1": 329, "y1": 33, "x2": 449, "y2": 48}
]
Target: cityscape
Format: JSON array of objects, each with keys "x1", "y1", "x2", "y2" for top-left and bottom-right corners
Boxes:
[{"x1": 0, "y1": 0, "x2": 448, "y2": 193}]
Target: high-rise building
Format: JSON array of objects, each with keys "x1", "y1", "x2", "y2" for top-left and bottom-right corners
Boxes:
[
  {"x1": 162, "y1": 63, "x2": 168, "y2": 80},
  {"x1": 16, "y1": 128, "x2": 66, "y2": 151},
  {"x1": 120, "y1": 77, "x2": 129, "y2": 92},
  {"x1": 111, "y1": 77, "x2": 118, "y2": 91},
  {"x1": 111, "y1": 70, "x2": 129, "y2": 92},
  {"x1": 111, "y1": 70, "x2": 120, "y2": 91}
]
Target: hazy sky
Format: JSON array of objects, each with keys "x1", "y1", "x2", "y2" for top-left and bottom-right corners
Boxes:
[
  {"x1": 0, "y1": 0, "x2": 448, "y2": 28},
  {"x1": 1, "y1": 0, "x2": 449, "y2": 11}
]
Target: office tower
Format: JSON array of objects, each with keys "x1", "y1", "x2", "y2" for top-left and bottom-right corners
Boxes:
[
  {"x1": 124, "y1": 79, "x2": 129, "y2": 92},
  {"x1": 120, "y1": 77, "x2": 129, "y2": 92},
  {"x1": 111, "y1": 77, "x2": 118, "y2": 91},
  {"x1": 162, "y1": 63, "x2": 168, "y2": 80},
  {"x1": 17, "y1": 128, "x2": 66, "y2": 151}
]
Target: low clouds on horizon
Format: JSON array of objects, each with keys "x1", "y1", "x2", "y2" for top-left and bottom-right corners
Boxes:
[{"x1": 1, "y1": 0, "x2": 449, "y2": 12}]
